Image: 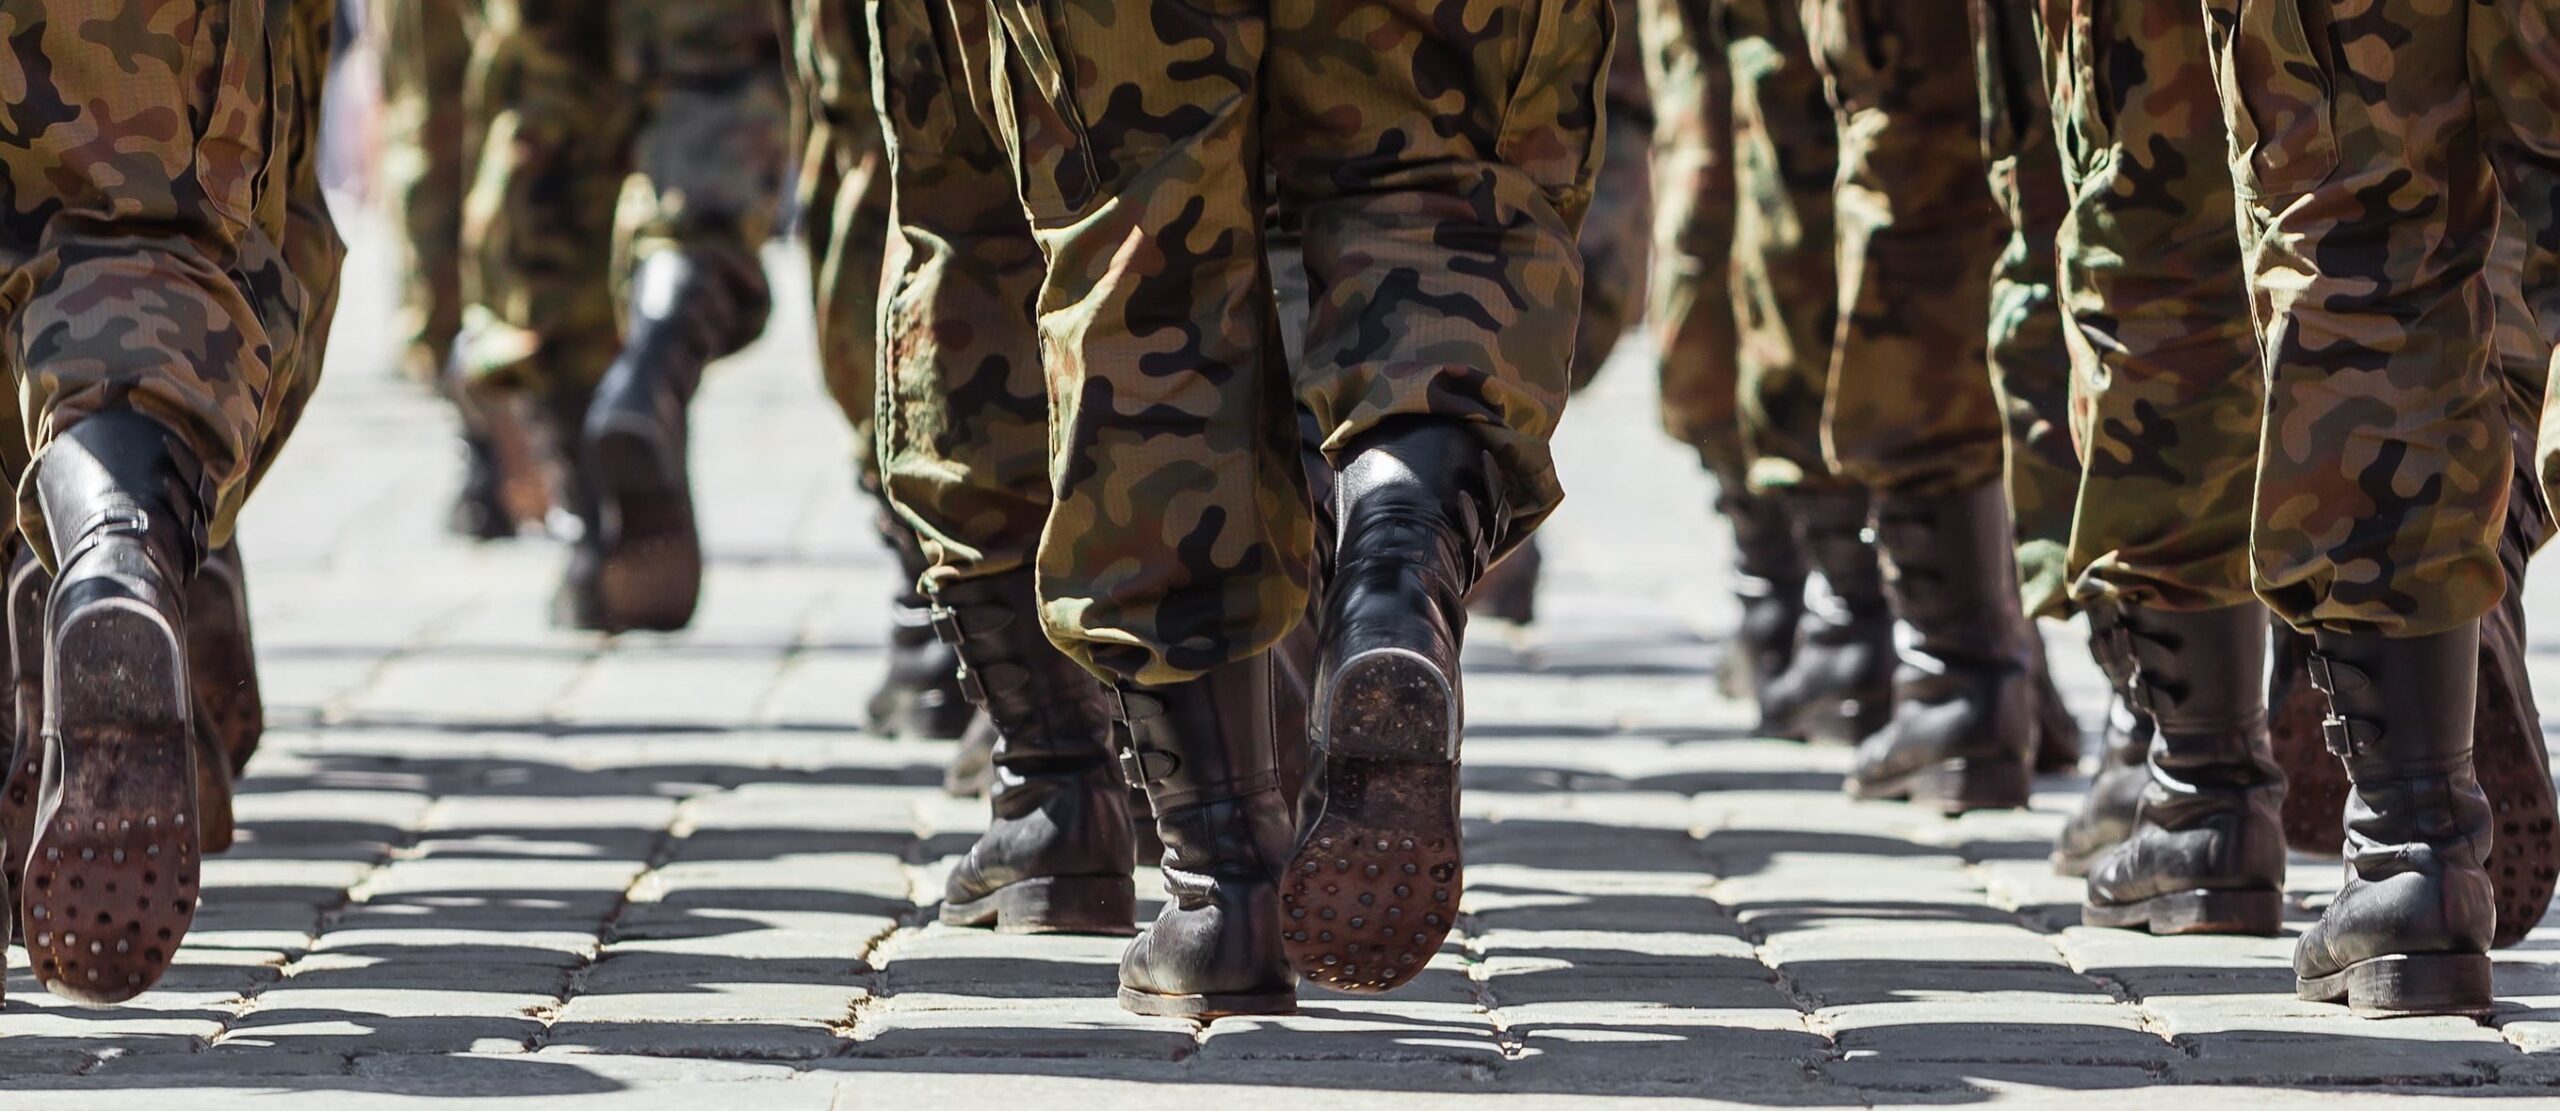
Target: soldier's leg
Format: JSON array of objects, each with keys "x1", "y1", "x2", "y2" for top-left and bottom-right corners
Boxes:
[
  {"x1": 1639, "y1": 0, "x2": 1811, "y2": 718},
  {"x1": 1964, "y1": 0, "x2": 2083, "y2": 778},
  {"x1": 571, "y1": 0, "x2": 791, "y2": 632},
  {"x1": 989, "y1": 0, "x2": 1302, "y2": 1018},
  {"x1": 0, "y1": 0, "x2": 327, "y2": 1004},
  {"x1": 870, "y1": 0, "x2": 1133, "y2": 938},
  {"x1": 1724, "y1": 0, "x2": 1897, "y2": 748},
  {"x1": 2213, "y1": 0, "x2": 2553, "y2": 1018},
  {"x1": 1798, "y1": 0, "x2": 2038, "y2": 815},
  {"x1": 375, "y1": 0, "x2": 474, "y2": 384}
]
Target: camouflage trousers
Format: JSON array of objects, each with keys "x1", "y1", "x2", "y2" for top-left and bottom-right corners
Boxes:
[
  {"x1": 793, "y1": 0, "x2": 893, "y2": 449},
  {"x1": 2211, "y1": 0, "x2": 2555, "y2": 632},
  {"x1": 1572, "y1": 0, "x2": 1658, "y2": 391},
  {"x1": 991, "y1": 0, "x2": 1608, "y2": 684},
  {"x1": 375, "y1": 0, "x2": 476, "y2": 384},
  {"x1": 455, "y1": 0, "x2": 789, "y2": 395},
  {"x1": 1967, "y1": 0, "x2": 2079, "y2": 619},
  {"x1": 1723, "y1": 0, "x2": 1840, "y2": 495},
  {"x1": 2027, "y1": 0, "x2": 2549, "y2": 632},
  {"x1": 871, "y1": 0, "x2": 1054, "y2": 590},
  {"x1": 1643, "y1": 0, "x2": 1749, "y2": 483},
  {"x1": 0, "y1": 0, "x2": 343, "y2": 562}
]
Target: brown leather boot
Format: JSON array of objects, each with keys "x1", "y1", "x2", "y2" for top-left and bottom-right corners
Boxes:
[
  {"x1": 1847, "y1": 484, "x2": 2037, "y2": 814},
  {"x1": 933, "y1": 571, "x2": 1135, "y2": 935},
  {"x1": 1116, "y1": 659, "x2": 1297, "y2": 1018},
  {"x1": 2081, "y1": 603, "x2": 2286, "y2": 936},
  {"x1": 2294, "y1": 625, "x2": 2495, "y2": 1019}
]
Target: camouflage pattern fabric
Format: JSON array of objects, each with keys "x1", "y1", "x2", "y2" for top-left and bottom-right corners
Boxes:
[
  {"x1": 871, "y1": 0, "x2": 1054, "y2": 590},
  {"x1": 2208, "y1": 0, "x2": 2555, "y2": 633},
  {"x1": 375, "y1": 0, "x2": 476, "y2": 384},
  {"x1": 1723, "y1": 0, "x2": 1844, "y2": 495},
  {"x1": 1642, "y1": 0, "x2": 1750, "y2": 483},
  {"x1": 794, "y1": 0, "x2": 893, "y2": 446},
  {"x1": 1572, "y1": 0, "x2": 1657, "y2": 391},
  {"x1": 0, "y1": 0, "x2": 344, "y2": 563},
  {"x1": 2039, "y1": 0, "x2": 2264, "y2": 615},
  {"x1": 989, "y1": 0, "x2": 1609, "y2": 684},
  {"x1": 1967, "y1": 0, "x2": 2080, "y2": 620},
  {"x1": 455, "y1": 0, "x2": 789, "y2": 394},
  {"x1": 1803, "y1": 0, "x2": 2009, "y2": 500}
]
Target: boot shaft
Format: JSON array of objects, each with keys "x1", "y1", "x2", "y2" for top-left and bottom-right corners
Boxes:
[
  {"x1": 2307, "y1": 625, "x2": 2493, "y2": 878},
  {"x1": 1872, "y1": 484, "x2": 2031, "y2": 668},
  {"x1": 36, "y1": 410, "x2": 207, "y2": 579},
  {"x1": 1117, "y1": 659, "x2": 1293, "y2": 881},
  {"x1": 1786, "y1": 489, "x2": 1884, "y2": 615},
  {"x1": 2088, "y1": 602, "x2": 2272, "y2": 779},
  {"x1": 930, "y1": 570, "x2": 1114, "y2": 769}
]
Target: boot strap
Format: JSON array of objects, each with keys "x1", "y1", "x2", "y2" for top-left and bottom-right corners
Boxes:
[{"x1": 2306, "y1": 654, "x2": 2378, "y2": 757}]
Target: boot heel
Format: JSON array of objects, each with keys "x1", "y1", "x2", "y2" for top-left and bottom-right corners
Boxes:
[
  {"x1": 1117, "y1": 985, "x2": 1295, "y2": 1019},
  {"x1": 2298, "y1": 952, "x2": 2493, "y2": 1019},
  {"x1": 953, "y1": 874, "x2": 1136, "y2": 937},
  {"x1": 1320, "y1": 648, "x2": 1457, "y2": 762},
  {"x1": 1919, "y1": 755, "x2": 2030, "y2": 816},
  {"x1": 2084, "y1": 887, "x2": 2281, "y2": 936},
  {"x1": 586, "y1": 424, "x2": 701, "y2": 632}
]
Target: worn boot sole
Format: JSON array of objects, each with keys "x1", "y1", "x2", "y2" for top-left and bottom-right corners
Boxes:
[
  {"x1": 25, "y1": 600, "x2": 200, "y2": 1004},
  {"x1": 1286, "y1": 648, "x2": 1462, "y2": 994},
  {"x1": 2082, "y1": 888, "x2": 2282, "y2": 936},
  {"x1": 2296, "y1": 952, "x2": 2494, "y2": 1019},
  {"x1": 2478, "y1": 604, "x2": 2556, "y2": 948},
  {"x1": 587, "y1": 425, "x2": 702, "y2": 633},
  {"x1": 1847, "y1": 756, "x2": 2031, "y2": 817},
  {"x1": 941, "y1": 875, "x2": 1137, "y2": 936},
  {"x1": 1117, "y1": 985, "x2": 1296, "y2": 1019}
]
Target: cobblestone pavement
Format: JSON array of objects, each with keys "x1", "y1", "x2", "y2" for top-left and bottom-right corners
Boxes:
[{"x1": 2, "y1": 216, "x2": 2558, "y2": 1109}]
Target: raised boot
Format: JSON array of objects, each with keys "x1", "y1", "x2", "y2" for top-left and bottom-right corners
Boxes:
[
  {"x1": 932, "y1": 570, "x2": 1136, "y2": 934},
  {"x1": 868, "y1": 513, "x2": 976, "y2": 755},
  {"x1": 24, "y1": 410, "x2": 208, "y2": 1003},
  {"x1": 1757, "y1": 490, "x2": 1894, "y2": 744},
  {"x1": 2294, "y1": 625, "x2": 2496, "y2": 1018},
  {"x1": 1847, "y1": 484, "x2": 2036, "y2": 813},
  {"x1": 2081, "y1": 603, "x2": 2285, "y2": 935},
  {"x1": 579, "y1": 251, "x2": 750, "y2": 631},
  {"x1": 539, "y1": 380, "x2": 613, "y2": 631},
  {"x1": 447, "y1": 428, "x2": 515, "y2": 541},
  {"x1": 2050, "y1": 693, "x2": 2155, "y2": 876},
  {"x1": 1715, "y1": 488, "x2": 1808, "y2": 718},
  {"x1": 1117, "y1": 659, "x2": 1297, "y2": 1018},
  {"x1": 1288, "y1": 419, "x2": 1499, "y2": 994}
]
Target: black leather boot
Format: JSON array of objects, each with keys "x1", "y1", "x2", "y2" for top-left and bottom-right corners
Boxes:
[
  {"x1": 578, "y1": 251, "x2": 752, "y2": 632},
  {"x1": 1757, "y1": 490, "x2": 1894, "y2": 744},
  {"x1": 869, "y1": 513, "x2": 976, "y2": 752},
  {"x1": 539, "y1": 378, "x2": 613, "y2": 631},
  {"x1": 1716, "y1": 488, "x2": 1808, "y2": 720},
  {"x1": 1847, "y1": 483, "x2": 2036, "y2": 814},
  {"x1": 2081, "y1": 603, "x2": 2285, "y2": 935},
  {"x1": 2051, "y1": 692, "x2": 2154, "y2": 876},
  {"x1": 1288, "y1": 419, "x2": 1498, "y2": 994},
  {"x1": 2294, "y1": 624, "x2": 2496, "y2": 1018},
  {"x1": 22, "y1": 410, "x2": 209, "y2": 1003},
  {"x1": 933, "y1": 571, "x2": 1136, "y2": 934},
  {"x1": 2273, "y1": 463, "x2": 2555, "y2": 948},
  {"x1": 1117, "y1": 658, "x2": 1297, "y2": 1018}
]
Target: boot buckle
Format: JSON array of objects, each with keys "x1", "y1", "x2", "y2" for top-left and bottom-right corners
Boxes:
[
  {"x1": 928, "y1": 605, "x2": 965, "y2": 647},
  {"x1": 2321, "y1": 714, "x2": 2379, "y2": 758},
  {"x1": 1117, "y1": 744, "x2": 1179, "y2": 787}
]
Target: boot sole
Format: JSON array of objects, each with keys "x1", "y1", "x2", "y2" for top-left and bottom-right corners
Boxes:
[
  {"x1": 587, "y1": 422, "x2": 702, "y2": 633},
  {"x1": 2477, "y1": 609, "x2": 2556, "y2": 949},
  {"x1": 1846, "y1": 756, "x2": 2030, "y2": 817},
  {"x1": 25, "y1": 599, "x2": 199, "y2": 1004},
  {"x1": 1117, "y1": 985, "x2": 1295, "y2": 1019},
  {"x1": 2082, "y1": 887, "x2": 2282, "y2": 936},
  {"x1": 941, "y1": 875, "x2": 1138, "y2": 936},
  {"x1": 1286, "y1": 647, "x2": 1462, "y2": 995},
  {"x1": 2297, "y1": 952, "x2": 2494, "y2": 1019}
]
